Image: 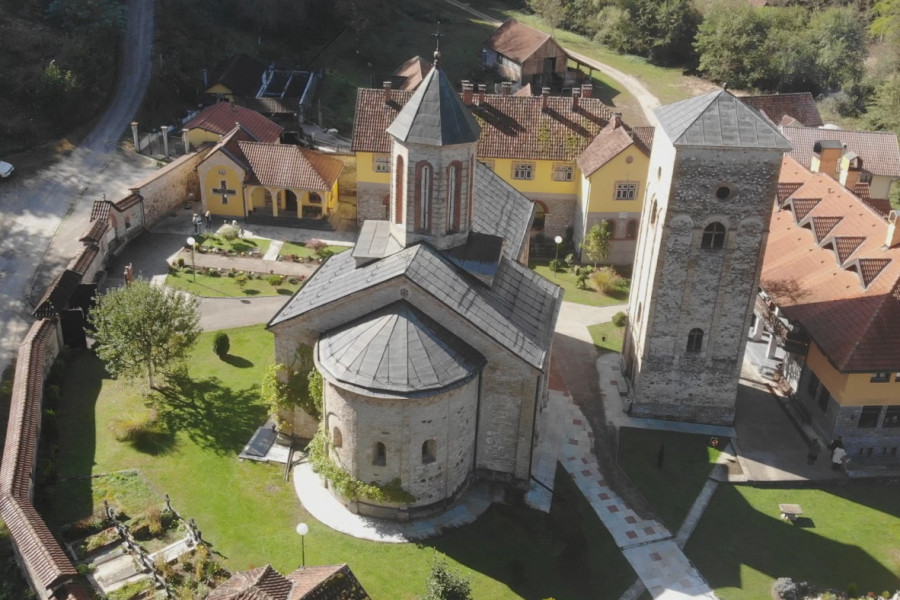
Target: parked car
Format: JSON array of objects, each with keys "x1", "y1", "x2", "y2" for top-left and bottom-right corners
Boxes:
[{"x1": 0, "y1": 160, "x2": 13, "y2": 178}]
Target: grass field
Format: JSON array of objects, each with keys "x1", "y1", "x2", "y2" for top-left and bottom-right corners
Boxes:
[
  {"x1": 588, "y1": 321, "x2": 625, "y2": 353},
  {"x1": 45, "y1": 325, "x2": 636, "y2": 599},
  {"x1": 165, "y1": 269, "x2": 303, "y2": 298},
  {"x1": 531, "y1": 262, "x2": 629, "y2": 307}
]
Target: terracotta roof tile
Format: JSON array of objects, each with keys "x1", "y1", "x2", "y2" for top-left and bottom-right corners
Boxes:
[
  {"x1": 183, "y1": 102, "x2": 283, "y2": 143},
  {"x1": 787, "y1": 197, "x2": 821, "y2": 221},
  {"x1": 810, "y1": 216, "x2": 842, "y2": 242},
  {"x1": 777, "y1": 182, "x2": 803, "y2": 204},
  {"x1": 762, "y1": 155, "x2": 900, "y2": 371},
  {"x1": 577, "y1": 117, "x2": 635, "y2": 176},
  {"x1": 69, "y1": 245, "x2": 99, "y2": 276},
  {"x1": 208, "y1": 565, "x2": 293, "y2": 600},
  {"x1": 237, "y1": 142, "x2": 343, "y2": 190},
  {"x1": 352, "y1": 87, "x2": 622, "y2": 162},
  {"x1": 0, "y1": 496, "x2": 79, "y2": 590},
  {"x1": 483, "y1": 19, "x2": 559, "y2": 63},
  {"x1": 90, "y1": 200, "x2": 110, "y2": 222},
  {"x1": 781, "y1": 126, "x2": 900, "y2": 177},
  {"x1": 80, "y1": 218, "x2": 108, "y2": 244},
  {"x1": 741, "y1": 92, "x2": 823, "y2": 127},
  {"x1": 286, "y1": 564, "x2": 370, "y2": 599}
]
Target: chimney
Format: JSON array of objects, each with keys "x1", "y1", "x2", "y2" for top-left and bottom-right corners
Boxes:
[
  {"x1": 572, "y1": 87, "x2": 581, "y2": 112},
  {"x1": 541, "y1": 87, "x2": 550, "y2": 111},
  {"x1": 477, "y1": 84, "x2": 486, "y2": 106},
  {"x1": 462, "y1": 81, "x2": 473, "y2": 105},
  {"x1": 611, "y1": 112, "x2": 623, "y2": 128},
  {"x1": 581, "y1": 83, "x2": 593, "y2": 99},
  {"x1": 886, "y1": 211, "x2": 900, "y2": 248},
  {"x1": 838, "y1": 152, "x2": 862, "y2": 190},
  {"x1": 383, "y1": 81, "x2": 392, "y2": 106},
  {"x1": 810, "y1": 140, "x2": 842, "y2": 179},
  {"x1": 502, "y1": 82, "x2": 512, "y2": 96}
]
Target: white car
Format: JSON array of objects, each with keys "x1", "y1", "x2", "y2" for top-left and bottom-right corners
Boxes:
[{"x1": 0, "y1": 161, "x2": 13, "y2": 178}]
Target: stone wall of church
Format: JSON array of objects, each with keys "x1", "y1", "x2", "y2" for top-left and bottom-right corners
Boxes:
[
  {"x1": 324, "y1": 377, "x2": 479, "y2": 508},
  {"x1": 357, "y1": 181, "x2": 389, "y2": 225},
  {"x1": 132, "y1": 149, "x2": 207, "y2": 227},
  {"x1": 627, "y1": 139, "x2": 784, "y2": 425}
]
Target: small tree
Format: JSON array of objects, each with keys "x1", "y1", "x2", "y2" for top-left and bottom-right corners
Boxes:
[
  {"x1": 580, "y1": 222, "x2": 611, "y2": 268},
  {"x1": 612, "y1": 311, "x2": 628, "y2": 329},
  {"x1": 306, "y1": 239, "x2": 327, "y2": 256},
  {"x1": 574, "y1": 265, "x2": 594, "y2": 290},
  {"x1": 423, "y1": 560, "x2": 473, "y2": 600},
  {"x1": 89, "y1": 281, "x2": 200, "y2": 389},
  {"x1": 213, "y1": 332, "x2": 230, "y2": 359}
]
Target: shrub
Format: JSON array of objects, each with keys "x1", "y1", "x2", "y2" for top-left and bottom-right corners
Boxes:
[
  {"x1": 564, "y1": 253, "x2": 575, "y2": 268},
  {"x1": 213, "y1": 333, "x2": 230, "y2": 359},
  {"x1": 177, "y1": 257, "x2": 185, "y2": 268},
  {"x1": 574, "y1": 265, "x2": 594, "y2": 290},
  {"x1": 267, "y1": 274, "x2": 284, "y2": 287},
  {"x1": 591, "y1": 267, "x2": 623, "y2": 294},
  {"x1": 612, "y1": 311, "x2": 628, "y2": 328},
  {"x1": 234, "y1": 274, "x2": 248, "y2": 288},
  {"x1": 306, "y1": 238, "x2": 326, "y2": 255},
  {"x1": 548, "y1": 259, "x2": 563, "y2": 273},
  {"x1": 208, "y1": 269, "x2": 221, "y2": 278},
  {"x1": 108, "y1": 413, "x2": 156, "y2": 442},
  {"x1": 218, "y1": 224, "x2": 239, "y2": 240}
]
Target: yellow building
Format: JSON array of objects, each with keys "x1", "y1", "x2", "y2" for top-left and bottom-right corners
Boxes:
[
  {"x1": 352, "y1": 81, "x2": 653, "y2": 264},
  {"x1": 197, "y1": 127, "x2": 343, "y2": 222},
  {"x1": 182, "y1": 102, "x2": 283, "y2": 153}
]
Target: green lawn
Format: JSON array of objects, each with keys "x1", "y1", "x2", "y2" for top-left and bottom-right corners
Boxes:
[
  {"x1": 588, "y1": 321, "x2": 625, "y2": 353},
  {"x1": 165, "y1": 269, "x2": 303, "y2": 298},
  {"x1": 687, "y1": 485, "x2": 900, "y2": 599},
  {"x1": 193, "y1": 234, "x2": 271, "y2": 256},
  {"x1": 46, "y1": 325, "x2": 634, "y2": 599},
  {"x1": 531, "y1": 263, "x2": 629, "y2": 307},
  {"x1": 279, "y1": 241, "x2": 350, "y2": 259},
  {"x1": 616, "y1": 429, "x2": 722, "y2": 532}
]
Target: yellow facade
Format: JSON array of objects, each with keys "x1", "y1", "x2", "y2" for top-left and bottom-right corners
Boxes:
[
  {"x1": 200, "y1": 154, "x2": 247, "y2": 217},
  {"x1": 582, "y1": 146, "x2": 650, "y2": 214},
  {"x1": 807, "y1": 342, "x2": 900, "y2": 406},
  {"x1": 358, "y1": 152, "x2": 391, "y2": 186},
  {"x1": 205, "y1": 83, "x2": 233, "y2": 99},
  {"x1": 486, "y1": 157, "x2": 579, "y2": 196}
]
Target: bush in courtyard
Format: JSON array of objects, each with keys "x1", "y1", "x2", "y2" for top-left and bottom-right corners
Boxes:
[
  {"x1": 177, "y1": 257, "x2": 185, "y2": 268},
  {"x1": 213, "y1": 333, "x2": 230, "y2": 359},
  {"x1": 234, "y1": 274, "x2": 248, "y2": 288},
  {"x1": 108, "y1": 412, "x2": 157, "y2": 442},
  {"x1": 548, "y1": 259, "x2": 563, "y2": 273},
  {"x1": 612, "y1": 311, "x2": 628, "y2": 329},
  {"x1": 574, "y1": 265, "x2": 594, "y2": 289},
  {"x1": 218, "y1": 224, "x2": 239, "y2": 240},
  {"x1": 306, "y1": 238, "x2": 326, "y2": 255},
  {"x1": 591, "y1": 267, "x2": 623, "y2": 294},
  {"x1": 564, "y1": 253, "x2": 575, "y2": 268},
  {"x1": 267, "y1": 274, "x2": 284, "y2": 287}
]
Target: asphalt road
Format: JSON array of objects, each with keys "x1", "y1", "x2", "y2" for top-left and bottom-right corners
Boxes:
[{"x1": 0, "y1": 0, "x2": 156, "y2": 374}]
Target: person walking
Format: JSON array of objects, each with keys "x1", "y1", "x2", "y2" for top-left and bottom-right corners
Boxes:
[
  {"x1": 205, "y1": 210, "x2": 212, "y2": 229},
  {"x1": 831, "y1": 445, "x2": 847, "y2": 471},
  {"x1": 806, "y1": 439, "x2": 820, "y2": 465},
  {"x1": 192, "y1": 213, "x2": 200, "y2": 234}
]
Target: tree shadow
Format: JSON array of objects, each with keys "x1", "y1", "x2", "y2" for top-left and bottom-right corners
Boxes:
[
  {"x1": 221, "y1": 354, "x2": 253, "y2": 369},
  {"x1": 243, "y1": 289, "x2": 260, "y2": 296},
  {"x1": 277, "y1": 288, "x2": 294, "y2": 295},
  {"x1": 129, "y1": 427, "x2": 176, "y2": 455},
  {"x1": 152, "y1": 371, "x2": 267, "y2": 455}
]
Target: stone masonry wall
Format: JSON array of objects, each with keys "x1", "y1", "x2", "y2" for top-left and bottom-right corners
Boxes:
[
  {"x1": 357, "y1": 181, "x2": 389, "y2": 225},
  {"x1": 132, "y1": 149, "x2": 207, "y2": 228}
]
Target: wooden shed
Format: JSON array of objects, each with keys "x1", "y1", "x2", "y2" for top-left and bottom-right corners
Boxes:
[{"x1": 482, "y1": 19, "x2": 567, "y2": 89}]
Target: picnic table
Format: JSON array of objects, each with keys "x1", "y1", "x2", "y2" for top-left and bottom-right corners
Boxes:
[{"x1": 779, "y1": 503, "x2": 803, "y2": 521}]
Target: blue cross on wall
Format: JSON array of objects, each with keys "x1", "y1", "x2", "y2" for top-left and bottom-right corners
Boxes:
[{"x1": 212, "y1": 180, "x2": 236, "y2": 204}]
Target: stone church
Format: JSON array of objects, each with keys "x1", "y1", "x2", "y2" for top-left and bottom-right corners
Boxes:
[
  {"x1": 267, "y1": 61, "x2": 563, "y2": 519},
  {"x1": 624, "y1": 90, "x2": 792, "y2": 425}
]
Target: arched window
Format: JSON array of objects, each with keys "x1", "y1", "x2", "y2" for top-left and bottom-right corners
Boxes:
[
  {"x1": 415, "y1": 162, "x2": 433, "y2": 232},
  {"x1": 373, "y1": 442, "x2": 386, "y2": 466},
  {"x1": 532, "y1": 201, "x2": 547, "y2": 231},
  {"x1": 332, "y1": 426, "x2": 343, "y2": 448},
  {"x1": 422, "y1": 439, "x2": 436, "y2": 464},
  {"x1": 447, "y1": 163, "x2": 461, "y2": 232},
  {"x1": 394, "y1": 155, "x2": 404, "y2": 225},
  {"x1": 701, "y1": 222, "x2": 726, "y2": 249},
  {"x1": 626, "y1": 220, "x2": 638, "y2": 239},
  {"x1": 606, "y1": 219, "x2": 618, "y2": 239},
  {"x1": 308, "y1": 192, "x2": 322, "y2": 204},
  {"x1": 650, "y1": 199, "x2": 658, "y2": 225},
  {"x1": 687, "y1": 328, "x2": 704, "y2": 353}
]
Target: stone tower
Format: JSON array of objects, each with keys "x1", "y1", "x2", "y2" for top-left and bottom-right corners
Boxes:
[
  {"x1": 624, "y1": 90, "x2": 791, "y2": 425},
  {"x1": 386, "y1": 64, "x2": 481, "y2": 251}
]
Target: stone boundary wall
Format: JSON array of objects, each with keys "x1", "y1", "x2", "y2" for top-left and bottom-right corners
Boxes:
[{"x1": 0, "y1": 319, "x2": 92, "y2": 599}]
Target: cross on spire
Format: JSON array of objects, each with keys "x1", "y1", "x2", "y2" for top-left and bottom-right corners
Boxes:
[{"x1": 431, "y1": 21, "x2": 443, "y2": 67}]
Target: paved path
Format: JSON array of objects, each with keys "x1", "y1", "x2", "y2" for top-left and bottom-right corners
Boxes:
[{"x1": 443, "y1": 0, "x2": 661, "y2": 125}]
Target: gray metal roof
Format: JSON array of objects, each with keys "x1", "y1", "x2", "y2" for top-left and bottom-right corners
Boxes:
[
  {"x1": 444, "y1": 232, "x2": 504, "y2": 285},
  {"x1": 386, "y1": 67, "x2": 481, "y2": 146},
  {"x1": 655, "y1": 90, "x2": 792, "y2": 150},
  {"x1": 471, "y1": 162, "x2": 534, "y2": 260},
  {"x1": 317, "y1": 301, "x2": 484, "y2": 394},
  {"x1": 352, "y1": 220, "x2": 402, "y2": 262},
  {"x1": 268, "y1": 243, "x2": 562, "y2": 369}
]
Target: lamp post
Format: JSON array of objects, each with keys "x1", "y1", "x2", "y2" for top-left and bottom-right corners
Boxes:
[
  {"x1": 186, "y1": 236, "x2": 196, "y2": 282},
  {"x1": 554, "y1": 235, "x2": 563, "y2": 278},
  {"x1": 296, "y1": 522, "x2": 309, "y2": 566}
]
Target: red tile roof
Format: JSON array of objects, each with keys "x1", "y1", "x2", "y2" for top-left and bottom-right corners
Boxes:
[
  {"x1": 237, "y1": 142, "x2": 343, "y2": 190},
  {"x1": 286, "y1": 564, "x2": 370, "y2": 600},
  {"x1": 208, "y1": 565, "x2": 293, "y2": 600},
  {"x1": 741, "y1": 93, "x2": 823, "y2": 127},
  {"x1": 90, "y1": 200, "x2": 110, "y2": 222},
  {"x1": 781, "y1": 126, "x2": 900, "y2": 177},
  {"x1": 762, "y1": 156, "x2": 900, "y2": 371},
  {"x1": 577, "y1": 116, "x2": 637, "y2": 176},
  {"x1": 183, "y1": 102, "x2": 283, "y2": 144},
  {"x1": 484, "y1": 19, "x2": 561, "y2": 64},
  {"x1": 352, "y1": 87, "x2": 649, "y2": 163}
]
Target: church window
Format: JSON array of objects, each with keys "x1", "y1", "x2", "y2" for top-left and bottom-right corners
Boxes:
[
  {"x1": 626, "y1": 220, "x2": 638, "y2": 239},
  {"x1": 701, "y1": 222, "x2": 726, "y2": 249},
  {"x1": 553, "y1": 164, "x2": 573, "y2": 182},
  {"x1": 650, "y1": 199, "x2": 658, "y2": 225},
  {"x1": 686, "y1": 328, "x2": 703, "y2": 353},
  {"x1": 422, "y1": 439, "x2": 436, "y2": 464},
  {"x1": 615, "y1": 182, "x2": 638, "y2": 200},
  {"x1": 512, "y1": 162, "x2": 534, "y2": 180},
  {"x1": 332, "y1": 427, "x2": 343, "y2": 448},
  {"x1": 373, "y1": 442, "x2": 387, "y2": 466},
  {"x1": 373, "y1": 155, "x2": 390, "y2": 173},
  {"x1": 858, "y1": 406, "x2": 882, "y2": 428},
  {"x1": 415, "y1": 162, "x2": 433, "y2": 232},
  {"x1": 394, "y1": 155, "x2": 404, "y2": 225},
  {"x1": 447, "y1": 163, "x2": 462, "y2": 232}
]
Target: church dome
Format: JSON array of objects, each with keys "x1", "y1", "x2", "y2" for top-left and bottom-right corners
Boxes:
[{"x1": 317, "y1": 301, "x2": 484, "y2": 394}]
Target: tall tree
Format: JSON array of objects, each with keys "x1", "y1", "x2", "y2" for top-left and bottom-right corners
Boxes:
[
  {"x1": 694, "y1": 0, "x2": 770, "y2": 88},
  {"x1": 580, "y1": 221, "x2": 612, "y2": 268},
  {"x1": 89, "y1": 281, "x2": 200, "y2": 389},
  {"x1": 529, "y1": 0, "x2": 565, "y2": 37}
]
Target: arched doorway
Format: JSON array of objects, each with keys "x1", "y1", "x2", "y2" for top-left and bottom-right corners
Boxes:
[{"x1": 284, "y1": 190, "x2": 298, "y2": 215}]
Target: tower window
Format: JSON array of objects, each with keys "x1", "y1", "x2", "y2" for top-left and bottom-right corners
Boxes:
[
  {"x1": 715, "y1": 185, "x2": 733, "y2": 200},
  {"x1": 701, "y1": 222, "x2": 726, "y2": 249},
  {"x1": 422, "y1": 439, "x2": 436, "y2": 464},
  {"x1": 447, "y1": 163, "x2": 461, "y2": 233},
  {"x1": 415, "y1": 162, "x2": 433, "y2": 232},
  {"x1": 394, "y1": 155, "x2": 404, "y2": 225},
  {"x1": 373, "y1": 442, "x2": 387, "y2": 466},
  {"x1": 686, "y1": 328, "x2": 703, "y2": 353},
  {"x1": 332, "y1": 426, "x2": 343, "y2": 448}
]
